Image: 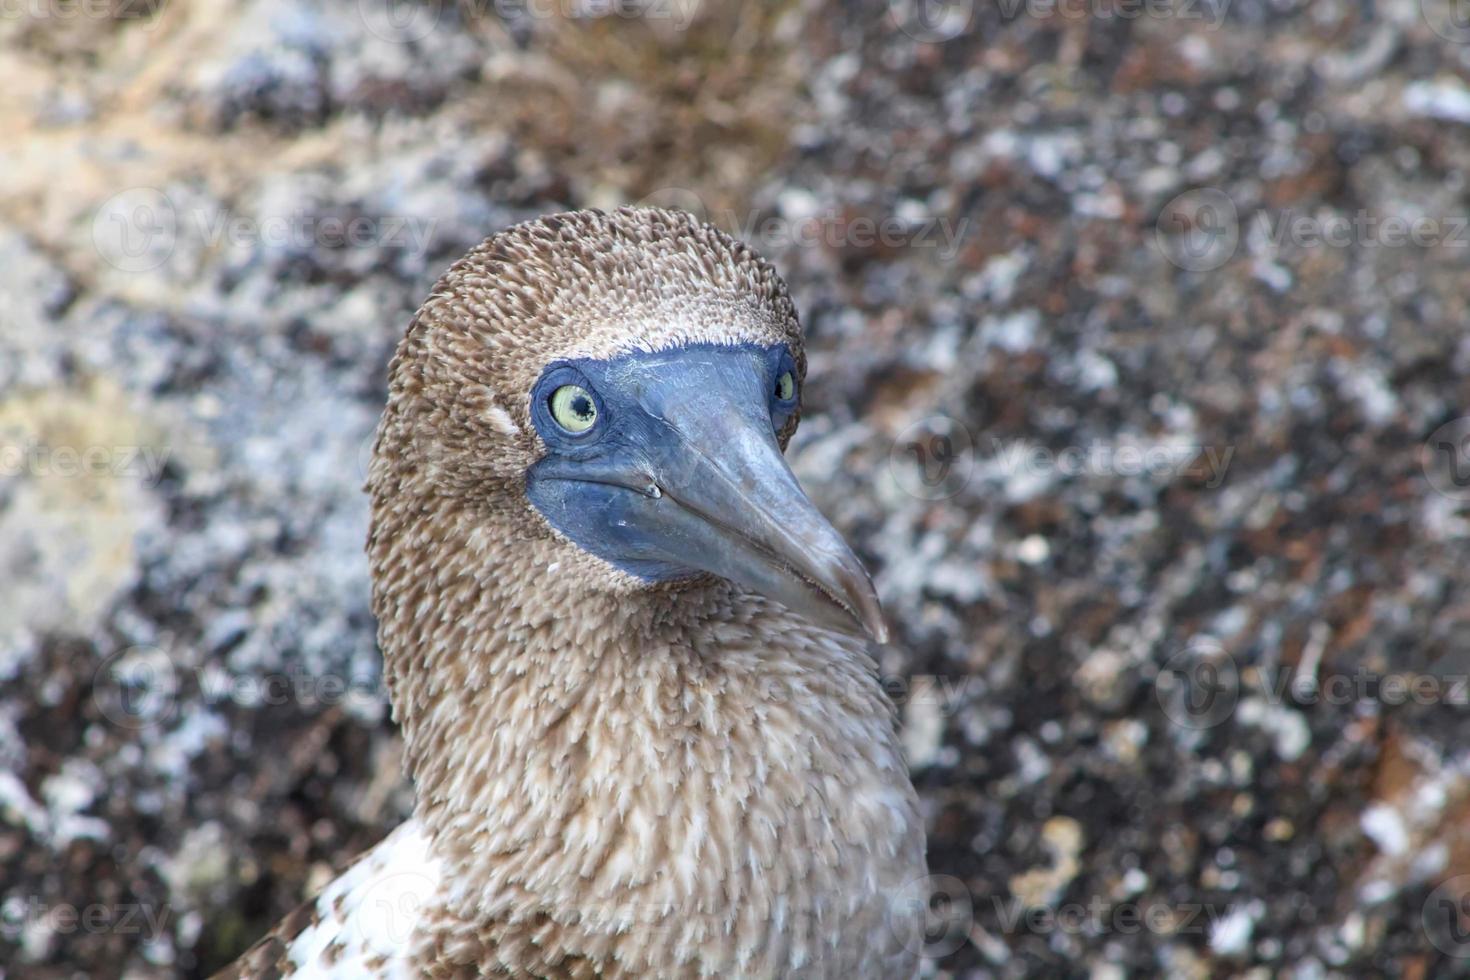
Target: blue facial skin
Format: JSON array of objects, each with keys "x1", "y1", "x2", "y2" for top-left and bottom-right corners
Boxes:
[{"x1": 525, "y1": 342, "x2": 800, "y2": 581}]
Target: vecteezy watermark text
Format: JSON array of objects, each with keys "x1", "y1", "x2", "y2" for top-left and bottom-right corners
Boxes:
[
  {"x1": 1156, "y1": 641, "x2": 1470, "y2": 730},
  {"x1": 93, "y1": 645, "x2": 976, "y2": 729},
  {"x1": 990, "y1": 438, "x2": 1235, "y2": 488},
  {"x1": 1157, "y1": 188, "x2": 1470, "y2": 272},
  {"x1": 888, "y1": 0, "x2": 1228, "y2": 42},
  {"x1": 0, "y1": 0, "x2": 167, "y2": 24},
  {"x1": 0, "y1": 897, "x2": 171, "y2": 943},
  {"x1": 490, "y1": 0, "x2": 697, "y2": 26},
  {"x1": 92, "y1": 649, "x2": 389, "y2": 729},
  {"x1": 715, "y1": 208, "x2": 967, "y2": 260},
  {"x1": 1255, "y1": 209, "x2": 1470, "y2": 251},
  {"x1": 355, "y1": 0, "x2": 700, "y2": 43},
  {"x1": 0, "y1": 443, "x2": 170, "y2": 485},
  {"x1": 885, "y1": 422, "x2": 1234, "y2": 501},
  {"x1": 92, "y1": 187, "x2": 439, "y2": 274},
  {"x1": 996, "y1": 0, "x2": 1228, "y2": 26},
  {"x1": 636, "y1": 188, "x2": 969, "y2": 261},
  {"x1": 990, "y1": 895, "x2": 1234, "y2": 936}
]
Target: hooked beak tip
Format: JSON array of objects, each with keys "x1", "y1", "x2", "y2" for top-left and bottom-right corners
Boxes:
[
  {"x1": 855, "y1": 613, "x2": 890, "y2": 645},
  {"x1": 868, "y1": 610, "x2": 890, "y2": 645},
  {"x1": 853, "y1": 590, "x2": 890, "y2": 645},
  {"x1": 803, "y1": 546, "x2": 889, "y2": 644}
]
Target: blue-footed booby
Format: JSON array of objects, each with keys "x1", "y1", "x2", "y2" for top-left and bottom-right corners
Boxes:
[{"x1": 216, "y1": 207, "x2": 928, "y2": 978}]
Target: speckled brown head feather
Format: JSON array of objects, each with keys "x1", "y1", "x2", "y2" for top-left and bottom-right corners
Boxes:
[{"x1": 219, "y1": 207, "x2": 927, "y2": 979}]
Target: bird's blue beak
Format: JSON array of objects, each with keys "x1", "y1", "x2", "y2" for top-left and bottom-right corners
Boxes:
[{"x1": 526, "y1": 344, "x2": 887, "y2": 643}]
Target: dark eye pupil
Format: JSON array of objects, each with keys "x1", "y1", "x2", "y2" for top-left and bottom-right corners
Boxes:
[{"x1": 571, "y1": 395, "x2": 593, "y2": 419}]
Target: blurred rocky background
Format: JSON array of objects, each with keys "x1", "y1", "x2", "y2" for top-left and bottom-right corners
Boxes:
[{"x1": 3, "y1": 0, "x2": 1470, "y2": 976}]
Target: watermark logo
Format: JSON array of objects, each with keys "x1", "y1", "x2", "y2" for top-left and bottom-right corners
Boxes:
[
  {"x1": 1156, "y1": 188, "x2": 1239, "y2": 272},
  {"x1": 354, "y1": 870, "x2": 438, "y2": 947},
  {"x1": 92, "y1": 187, "x2": 178, "y2": 274},
  {"x1": 989, "y1": 438, "x2": 1234, "y2": 488},
  {"x1": 0, "y1": 442, "x2": 171, "y2": 486},
  {"x1": 356, "y1": 0, "x2": 444, "y2": 42},
  {"x1": 0, "y1": 897, "x2": 171, "y2": 943},
  {"x1": 89, "y1": 651, "x2": 961, "y2": 729},
  {"x1": 511, "y1": 0, "x2": 700, "y2": 30},
  {"x1": 1421, "y1": 0, "x2": 1470, "y2": 43},
  {"x1": 358, "y1": 429, "x2": 380, "y2": 485},
  {"x1": 1256, "y1": 209, "x2": 1469, "y2": 251},
  {"x1": 879, "y1": 674, "x2": 975, "y2": 716},
  {"x1": 1153, "y1": 641, "x2": 1470, "y2": 730},
  {"x1": 357, "y1": 0, "x2": 700, "y2": 41},
  {"x1": 92, "y1": 188, "x2": 439, "y2": 273},
  {"x1": 991, "y1": 895, "x2": 1234, "y2": 935},
  {"x1": 1422, "y1": 416, "x2": 1470, "y2": 502},
  {"x1": 0, "y1": 0, "x2": 169, "y2": 28},
  {"x1": 92, "y1": 651, "x2": 389, "y2": 730},
  {"x1": 92, "y1": 646, "x2": 180, "y2": 731},
  {"x1": 889, "y1": 430, "x2": 1234, "y2": 501},
  {"x1": 889, "y1": 873, "x2": 973, "y2": 957},
  {"x1": 1158, "y1": 188, "x2": 1470, "y2": 272},
  {"x1": 996, "y1": 0, "x2": 1229, "y2": 27},
  {"x1": 1424, "y1": 875, "x2": 1470, "y2": 958},
  {"x1": 883, "y1": 874, "x2": 1237, "y2": 956},
  {"x1": 633, "y1": 187, "x2": 968, "y2": 260},
  {"x1": 634, "y1": 186, "x2": 711, "y2": 221},
  {"x1": 889, "y1": 416, "x2": 975, "y2": 500},
  {"x1": 1155, "y1": 639, "x2": 1239, "y2": 730},
  {"x1": 889, "y1": 0, "x2": 975, "y2": 41}
]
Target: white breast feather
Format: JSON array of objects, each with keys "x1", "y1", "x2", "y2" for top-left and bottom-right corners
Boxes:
[{"x1": 282, "y1": 820, "x2": 440, "y2": 978}]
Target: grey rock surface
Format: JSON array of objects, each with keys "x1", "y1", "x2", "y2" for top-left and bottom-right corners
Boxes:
[{"x1": 3, "y1": 1, "x2": 1469, "y2": 976}]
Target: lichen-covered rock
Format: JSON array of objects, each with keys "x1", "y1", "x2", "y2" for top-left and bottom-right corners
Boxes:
[{"x1": 3, "y1": 1, "x2": 1469, "y2": 976}]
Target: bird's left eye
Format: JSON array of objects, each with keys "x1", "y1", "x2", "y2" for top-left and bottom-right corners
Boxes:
[
  {"x1": 549, "y1": 384, "x2": 598, "y2": 433},
  {"x1": 774, "y1": 370, "x2": 797, "y2": 403}
]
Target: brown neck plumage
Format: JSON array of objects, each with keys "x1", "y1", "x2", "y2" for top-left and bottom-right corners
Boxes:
[
  {"x1": 356, "y1": 209, "x2": 925, "y2": 975},
  {"x1": 366, "y1": 469, "x2": 921, "y2": 974}
]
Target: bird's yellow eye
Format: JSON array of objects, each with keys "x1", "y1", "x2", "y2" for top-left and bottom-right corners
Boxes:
[
  {"x1": 549, "y1": 384, "x2": 598, "y2": 432},
  {"x1": 774, "y1": 370, "x2": 796, "y2": 402}
]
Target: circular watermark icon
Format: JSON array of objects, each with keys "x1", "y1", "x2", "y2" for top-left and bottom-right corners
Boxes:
[
  {"x1": 353, "y1": 869, "x2": 438, "y2": 947},
  {"x1": 889, "y1": 416, "x2": 975, "y2": 500},
  {"x1": 632, "y1": 186, "x2": 711, "y2": 222},
  {"x1": 358, "y1": 429, "x2": 380, "y2": 485},
  {"x1": 1156, "y1": 188, "x2": 1239, "y2": 272},
  {"x1": 357, "y1": 0, "x2": 444, "y2": 43},
  {"x1": 92, "y1": 187, "x2": 178, "y2": 274},
  {"x1": 1421, "y1": 0, "x2": 1470, "y2": 43},
  {"x1": 1155, "y1": 640, "x2": 1239, "y2": 730},
  {"x1": 889, "y1": 873, "x2": 972, "y2": 957},
  {"x1": 92, "y1": 646, "x2": 180, "y2": 730},
  {"x1": 1421, "y1": 416, "x2": 1470, "y2": 503},
  {"x1": 889, "y1": 0, "x2": 975, "y2": 42},
  {"x1": 1423, "y1": 875, "x2": 1470, "y2": 958}
]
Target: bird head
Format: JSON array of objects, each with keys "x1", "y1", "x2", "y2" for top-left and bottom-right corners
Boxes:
[{"x1": 369, "y1": 207, "x2": 885, "y2": 642}]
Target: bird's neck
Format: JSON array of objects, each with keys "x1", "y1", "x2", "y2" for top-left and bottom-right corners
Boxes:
[{"x1": 369, "y1": 505, "x2": 923, "y2": 973}]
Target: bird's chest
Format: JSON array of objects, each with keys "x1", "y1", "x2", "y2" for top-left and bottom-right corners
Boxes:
[{"x1": 424, "y1": 664, "x2": 927, "y2": 978}]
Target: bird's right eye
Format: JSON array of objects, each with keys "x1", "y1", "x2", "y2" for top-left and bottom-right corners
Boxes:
[
  {"x1": 549, "y1": 384, "x2": 598, "y2": 433},
  {"x1": 774, "y1": 370, "x2": 797, "y2": 403}
]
